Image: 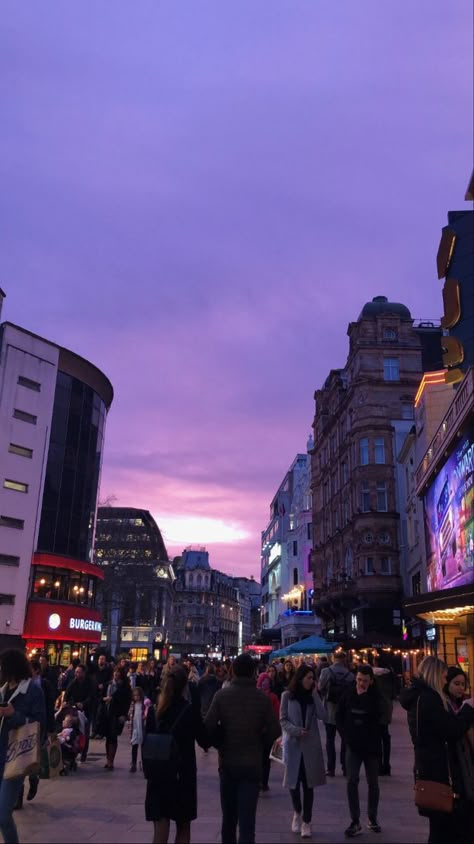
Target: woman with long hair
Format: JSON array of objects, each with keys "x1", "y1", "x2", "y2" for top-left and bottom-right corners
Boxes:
[
  {"x1": 267, "y1": 664, "x2": 284, "y2": 700},
  {"x1": 0, "y1": 649, "x2": 45, "y2": 844},
  {"x1": 145, "y1": 665, "x2": 207, "y2": 844},
  {"x1": 103, "y1": 668, "x2": 132, "y2": 770},
  {"x1": 282, "y1": 659, "x2": 296, "y2": 690},
  {"x1": 445, "y1": 666, "x2": 469, "y2": 713},
  {"x1": 401, "y1": 655, "x2": 474, "y2": 844},
  {"x1": 280, "y1": 664, "x2": 327, "y2": 838}
]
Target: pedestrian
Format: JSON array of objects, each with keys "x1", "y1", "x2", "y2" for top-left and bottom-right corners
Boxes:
[
  {"x1": 401, "y1": 656, "x2": 474, "y2": 844},
  {"x1": 64, "y1": 664, "x2": 94, "y2": 762},
  {"x1": 280, "y1": 664, "x2": 327, "y2": 838},
  {"x1": 336, "y1": 664, "x2": 382, "y2": 837},
  {"x1": 145, "y1": 666, "x2": 207, "y2": 844},
  {"x1": 444, "y1": 666, "x2": 469, "y2": 712},
  {"x1": 318, "y1": 651, "x2": 354, "y2": 777},
  {"x1": 198, "y1": 663, "x2": 220, "y2": 720},
  {"x1": 204, "y1": 653, "x2": 281, "y2": 844},
  {"x1": 267, "y1": 664, "x2": 284, "y2": 700},
  {"x1": 282, "y1": 660, "x2": 295, "y2": 690},
  {"x1": 102, "y1": 668, "x2": 132, "y2": 770},
  {"x1": 128, "y1": 686, "x2": 151, "y2": 772},
  {"x1": 89, "y1": 653, "x2": 112, "y2": 738},
  {"x1": 24, "y1": 660, "x2": 56, "y2": 803},
  {"x1": 256, "y1": 672, "x2": 280, "y2": 793},
  {"x1": 373, "y1": 660, "x2": 397, "y2": 775},
  {"x1": 0, "y1": 649, "x2": 46, "y2": 843}
]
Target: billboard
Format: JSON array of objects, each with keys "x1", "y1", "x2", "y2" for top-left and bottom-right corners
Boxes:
[{"x1": 424, "y1": 428, "x2": 474, "y2": 591}]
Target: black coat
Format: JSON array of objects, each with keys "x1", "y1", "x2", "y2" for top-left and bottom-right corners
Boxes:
[
  {"x1": 145, "y1": 697, "x2": 207, "y2": 823},
  {"x1": 400, "y1": 679, "x2": 474, "y2": 803},
  {"x1": 104, "y1": 682, "x2": 132, "y2": 741},
  {"x1": 336, "y1": 684, "x2": 382, "y2": 757}
]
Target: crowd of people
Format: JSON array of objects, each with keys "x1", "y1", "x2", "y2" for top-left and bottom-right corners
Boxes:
[{"x1": 0, "y1": 647, "x2": 473, "y2": 844}]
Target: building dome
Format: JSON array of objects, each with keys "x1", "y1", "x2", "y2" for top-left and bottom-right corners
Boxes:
[{"x1": 358, "y1": 296, "x2": 412, "y2": 321}]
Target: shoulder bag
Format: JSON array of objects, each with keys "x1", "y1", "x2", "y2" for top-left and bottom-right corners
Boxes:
[
  {"x1": 413, "y1": 697, "x2": 455, "y2": 813},
  {"x1": 142, "y1": 702, "x2": 190, "y2": 780}
]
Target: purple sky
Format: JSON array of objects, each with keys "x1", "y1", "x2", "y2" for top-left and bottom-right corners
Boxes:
[{"x1": 2, "y1": 2, "x2": 472, "y2": 578}]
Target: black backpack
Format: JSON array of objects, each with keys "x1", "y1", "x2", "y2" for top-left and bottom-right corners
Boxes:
[{"x1": 326, "y1": 668, "x2": 350, "y2": 704}]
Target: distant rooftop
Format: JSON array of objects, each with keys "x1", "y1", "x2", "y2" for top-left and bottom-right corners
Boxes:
[{"x1": 358, "y1": 295, "x2": 412, "y2": 321}]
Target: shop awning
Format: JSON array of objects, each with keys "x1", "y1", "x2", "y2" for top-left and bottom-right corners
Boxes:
[{"x1": 404, "y1": 583, "x2": 474, "y2": 624}]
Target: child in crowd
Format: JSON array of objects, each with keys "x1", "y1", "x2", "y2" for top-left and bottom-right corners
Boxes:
[
  {"x1": 58, "y1": 714, "x2": 81, "y2": 772},
  {"x1": 128, "y1": 685, "x2": 151, "y2": 772}
]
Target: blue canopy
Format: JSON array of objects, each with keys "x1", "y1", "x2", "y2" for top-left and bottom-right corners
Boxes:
[
  {"x1": 286, "y1": 634, "x2": 338, "y2": 655},
  {"x1": 268, "y1": 646, "x2": 292, "y2": 658}
]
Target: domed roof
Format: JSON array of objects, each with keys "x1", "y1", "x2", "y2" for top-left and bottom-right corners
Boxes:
[{"x1": 358, "y1": 296, "x2": 412, "y2": 321}]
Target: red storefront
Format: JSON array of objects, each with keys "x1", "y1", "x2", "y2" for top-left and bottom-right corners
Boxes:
[{"x1": 23, "y1": 552, "x2": 104, "y2": 667}]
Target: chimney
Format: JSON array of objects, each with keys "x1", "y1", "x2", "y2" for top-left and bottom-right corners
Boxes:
[{"x1": 0, "y1": 288, "x2": 6, "y2": 322}]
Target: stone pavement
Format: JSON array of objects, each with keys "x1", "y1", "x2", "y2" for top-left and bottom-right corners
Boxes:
[{"x1": 16, "y1": 704, "x2": 428, "y2": 844}]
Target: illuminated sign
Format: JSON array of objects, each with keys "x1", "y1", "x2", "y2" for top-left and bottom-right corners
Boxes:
[
  {"x1": 424, "y1": 430, "x2": 474, "y2": 591},
  {"x1": 48, "y1": 613, "x2": 61, "y2": 631},
  {"x1": 269, "y1": 543, "x2": 282, "y2": 565},
  {"x1": 69, "y1": 618, "x2": 102, "y2": 633},
  {"x1": 426, "y1": 627, "x2": 436, "y2": 641}
]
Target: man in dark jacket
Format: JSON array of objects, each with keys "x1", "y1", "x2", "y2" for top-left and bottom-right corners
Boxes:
[
  {"x1": 204, "y1": 653, "x2": 281, "y2": 844},
  {"x1": 88, "y1": 654, "x2": 112, "y2": 737},
  {"x1": 337, "y1": 664, "x2": 382, "y2": 837},
  {"x1": 64, "y1": 665, "x2": 94, "y2": 762}
]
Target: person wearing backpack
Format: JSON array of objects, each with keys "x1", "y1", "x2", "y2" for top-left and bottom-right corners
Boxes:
[
  {"x1": 318, "y1": 652, "x2": 354, "y2": 777},
  {"x1": 144, "y1": 665, "x2": 207, "y2": 844}
]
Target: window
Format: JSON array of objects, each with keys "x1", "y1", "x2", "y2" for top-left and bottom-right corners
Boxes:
[
  {"x1": 383, "y1": 328, "x2": 398, "y2": 341},
  {"x1": 383, "y1": 358, "x2": 400, "y2": 381},
  {"x1": 378, "y1": 531, "x2": 390, "y2": 545},
  {"x1": 365, "y1": 557, "x2": 375, "y2": 575},
  {"x1": 8, "y1": 443, "x2": 33, "y2": 459},
  {"x1": 341, "y1": 462, "x2": 348, "y2": 484},
  {"x1": 361, "y1": 482, "x2": 370, "y2": 512},
  {"x1": 334, "y1": 508, "x2": 339, "y2": 530},
  {"x1": 0, "y1": 554, "x2": 20, "y2": 567},
  {"x1": 363, "y1": 532, "x2": 373, "y2": 545},
  {"x1": 293, "y1": 541, "x2": 298, "y2": 556},
  {"x1": 293, "y1": 567, "x2": 299, "y2": 586},
  {"x1": 307, "y1": 551, "x2": 312, "y2": 573},
  {"x1": 402, "y1": 402, "x2": 414, "y2": 420},
  {"x1": 343, "y1": 499, "x2": 350, "y2": 524},
  {"x1": 376, "y1": 482, "x2": 388, "y2": 512},
  {"x1": 306, "y1": 523, "x2": 312, "y2": 541},
  {"x1": 17, "y1": 376, "x2": 41, "y2": 392},
  {"x1": 3, "y1": 479, "x2": 28, "y2": 494},
  {"x1": 0, "y1": 594, "x2": 15, "y2": 605},
  {"x1": 332, "y1": 473, "x2": 338, "y2": 495},
  {"x1": 380, "y1": 556, "x2": 392, "y2": 575},
  {"x1": 360, "y1": 438, "x2": 369, "y2": 465},
  {"x1": 0, "y1": 516, "x2": 24, "y2": 530},
  {"x1": 374, "y1": 437, "x2": 385, "y2": 464},
  {"x1": 412, "y1": 572, "x2": 421, "y2": 596},
  {"x1": 13, "y1": 409, "x2": 37, "y2": 425},
  {"x1": 330, "y1": 434, "x2": 337, "y2": 455}
]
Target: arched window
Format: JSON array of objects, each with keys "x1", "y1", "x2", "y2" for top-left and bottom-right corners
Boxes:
[{"x1": 188, "y1": 573, "x2": 194, "y2": 587}]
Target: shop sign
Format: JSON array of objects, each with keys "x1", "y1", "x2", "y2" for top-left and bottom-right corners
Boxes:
[
  {"x1": 69, "y1": 618, "x2": 102, "y2": 632},
  {"x1": 426, "y1": 626, "x2": 436, "y2": 641}
]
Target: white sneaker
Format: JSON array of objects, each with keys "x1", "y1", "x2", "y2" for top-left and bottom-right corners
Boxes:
[
  {"x1": 291, "y1": 812, "x2": 302, "y2": 833},
  {"x1": 301, "y1": 822, "x2": 312, "y2": 838}
]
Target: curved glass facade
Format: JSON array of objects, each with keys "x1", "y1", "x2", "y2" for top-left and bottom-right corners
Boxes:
[{"x1": 37, "y1": 371, "x2": 107, "y2": 562}]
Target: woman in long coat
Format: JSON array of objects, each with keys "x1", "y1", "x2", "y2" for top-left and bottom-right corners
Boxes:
[
  {"x1": 145, "y1": 665, "x2": 207, "y2": 844},
  {"x1": 280, "y1": 664, "x2": 327, "y2": 838}
]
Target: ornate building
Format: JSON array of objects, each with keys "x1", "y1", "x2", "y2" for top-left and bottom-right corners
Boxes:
[{"x1": 310, "y1": 296, "x2": 440, "y2": 646}]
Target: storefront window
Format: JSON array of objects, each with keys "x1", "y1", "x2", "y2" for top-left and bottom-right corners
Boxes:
[{"x1": 32, "y1": 566, "x2": 99, "y2": 609}]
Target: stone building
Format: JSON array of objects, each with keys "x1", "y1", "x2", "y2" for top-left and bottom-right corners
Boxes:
[
  {"x1": 170, "y1": 548, "x2": 240, "y2": 657},
  {"x1": 310, "y1": 296, "x2": 441, "y2": 645}
]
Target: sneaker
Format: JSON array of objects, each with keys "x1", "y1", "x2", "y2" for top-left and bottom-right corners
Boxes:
[
  {"x1": 291, "y1": 812, "x2": 302, "y2": 834},
  {"x1": 368, "y1": 819, "x2": 382, "y2": 833},
  {"x1": 345, "y1": 821, "x2": 362, "y2": 837},
  {"x1": 301, "y1": 822, "x2": 312, "y2": 838}
]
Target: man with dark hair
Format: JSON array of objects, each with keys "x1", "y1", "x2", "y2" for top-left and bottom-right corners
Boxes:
[
  {"x1": 205, "y1": 654, "x2": 281, "y2": 844},
  {"x1": 337, "y1": 665, "x2": 382, "y2": 838},
  {"x1": 318, "y1": 651, "x2": 354, "y2": 776},
  {"x1": 64, "y1": 665, "x2": 93, "y2": 762}
]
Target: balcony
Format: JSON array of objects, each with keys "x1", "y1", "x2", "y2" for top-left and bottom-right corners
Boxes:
[{"x1": 416, "y1": 367, "x2": 473, "y2": 493}]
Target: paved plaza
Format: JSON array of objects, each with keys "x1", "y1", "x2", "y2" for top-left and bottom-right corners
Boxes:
[{"x1": 16, "y1": 704, "x2": 427, "y2": 844}]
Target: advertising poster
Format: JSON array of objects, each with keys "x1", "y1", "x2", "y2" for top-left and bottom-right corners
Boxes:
[{"x1": 423, "y1": 429, "x2": 474, "y2": 592}]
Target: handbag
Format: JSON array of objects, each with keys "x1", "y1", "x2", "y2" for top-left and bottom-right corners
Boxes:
[
  {"x1": 413, "y1": 697, "x2": 455, "y2": 814},
  {"x1": 269, "y1": 737, "x2": 284, "y2": 765},
  {"x1": 1, "y1": 720, "x2": 41, "y2": 780},
  {"x1": 39, "y1": 735, "x2": 62, "y2": 779},
  {"x1": 142, "y1": 703, "x2": 190, "y2": 780}
]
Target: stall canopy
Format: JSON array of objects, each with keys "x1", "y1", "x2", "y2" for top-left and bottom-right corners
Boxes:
[
  {"x1": 286, "y1": 635, "x2": 338, "y2": 655},
  {"x1": 268, "y1": 646, "x2": 292, "y2": 658}
]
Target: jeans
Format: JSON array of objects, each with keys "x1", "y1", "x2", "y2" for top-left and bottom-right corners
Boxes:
[
  {"x1": 290, "y1": 759, "x2": 314, "y2": 824},
  {"x1": 219, "y1": 766, "x2": 260, "y2": 844},
  {"x1": 346, "y1": 749, "x2": 379, "y2": 823},
  {"x1": 325, "y1": 723, "x2": 346, "y2": 774},
  {"x1": 379, "y1": 725, "x2": 391, "y2": 772},
  {"x1": 0, "y1": 777, "x2": 24, "y2": 844}
]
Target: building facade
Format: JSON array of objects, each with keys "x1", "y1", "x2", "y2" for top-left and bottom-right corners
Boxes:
[
  {"x1": 94, "y1": 507, "x2": 175, "y2": 660},
  {"x1": 170, "y1": 548, "x2": 240, "y2": 657},
  {"x1": 260, "y1": 448, "x2": 318, "y2": 647},
  {"x1": 0, "y1": 295, "x2": 113, "y2": 662},
  {"x1": 233, "y1": 576, "x2": 261, "y2": 648},
  {"x1": 310, "y1": 297, "x2": 439, "y2": 646}
]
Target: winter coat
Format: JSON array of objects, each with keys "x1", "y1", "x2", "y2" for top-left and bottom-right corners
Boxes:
[
  {"x1": 318, "y1": 664, "x2": 355, "y2": 726},
  {"x1": 0, "y1": 679, "x2": 46, "y2": 779},
  {"x1": 198, "y1": 674, "x2": 220, "y2": 717},
  {"x1": 103, "y1": 681, "x2": 132, "y2": 741},
  {"x1": 280, "y1": 690, "x2": 327, "y2": 789},
  {"x1": 400, "y1": 678, "x2": 474, "y2": 807},
  {"x1": 145, "y1": 697, "x2": 207, "y2": 822},
  {"x1": 204, "y1": 677, "x2": 281, "y2": 778},
  {"x1": 64, "y1": 676, "x2": 94, "y2": 717}
]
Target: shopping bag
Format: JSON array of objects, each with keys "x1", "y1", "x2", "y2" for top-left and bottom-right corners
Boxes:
[
  {"x1": 269, "y1": 737, "x2": 284, "y2": 764},
  {"x1": 3, "y1": 721, "x2": 41, "y2": 780},
  {"x1": 39, "y1": 736, "x2": 62, "y2": 779}
]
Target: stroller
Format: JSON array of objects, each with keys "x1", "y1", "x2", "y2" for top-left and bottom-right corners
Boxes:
[{"x1": 55, "y1": 704, "x2": 87, "y2": 775}]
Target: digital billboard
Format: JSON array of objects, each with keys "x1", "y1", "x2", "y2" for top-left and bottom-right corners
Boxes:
[{"x1": 424, "y1": 428, "x2": 474, "y2": 592}]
